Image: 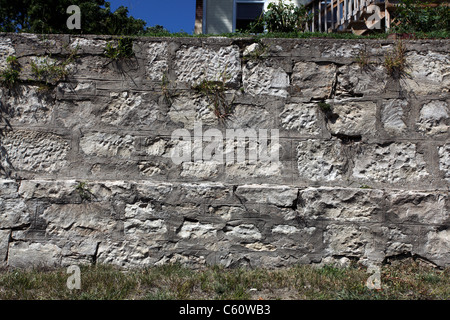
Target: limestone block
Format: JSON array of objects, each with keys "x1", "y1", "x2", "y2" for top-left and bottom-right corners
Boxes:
[
  {"x1": 321, "y1": 42, "x2": 364, "y2": 59},
  {"x1": 0, "y1": 179, "x2": 19, "y2": 199},
  {"x1": 180, "y1": 161, "x2": 220, "y2": 178},
  {"x1": 327, "y1": 100, "x2": 377, "y2": 136},
  {"x1": 80, "y1": 132, "x2": 134, "y2": 158},
  {"x1": 57, "y1": 81, "x2": 96, "y2": 100},
  {"x1": 280, "y1": 103, "x2": 321, "y2": 135},
  {"x1": 296, "y1": 139, "x2": 346, "y2": 181},
  {"x1": 175, "y1": 45, "x2": 241, "y2": 86},
  {"x1": 336, "y1": 63, "x2": 387, "y2": 96},
  {"x1": 387, "y1": 191, "x2": 448, "y2": 225},
  {"x1": 438, "y1": 144, "x2": 450, "y2": 181},
  {"x1": 0, "y1": 199, "x2": 30, "y2": 229},
  {"x1": 147, "y1": 42, "x2": 169, "y2": 81},
  {"x1": 2, "y1": 130, "x2": 69, "y2": 173},
  {"x1": 42, "y1": 203, "x2": 118, "y2": 237},
  {"x1": 177, "y1": 221, "x2": 217, "y2": 239},
  {"x1": 417, "y1": 100, "x2": 449, "y2": 135},
  {"x1": 1, "y1": 86, "x2": 53, "y2": 124},
  {"x1": 18, "y1": 179, "x2": 78, "y2": 201},
  {"x1": 7, "y1": 242, "x2": 62, "y2": 268},
  {"x1": 299, "y1": 187, "x2": 384, "y2": 222},
  {"x1": 381, "y1": 99, "x2": 408, "y2": 134},
  {"x1": 0, "y1": 38, "x2": 15, "y2": 69},
  {"x1": 168, "y1": 93, "x2": 216, "y2": 128},
  {"x1": 243, "y1": 62, "x2": 289, "y2": 98},
  {"x1": 69, "y1": 37, "x2": 107, "y2": 55},
  {"x1": 291, "y1": 62, "x2": 336, "y2": 99},
  {"x1": 124, "y1": 202, "x2": 167, "y2": 239},
  {"x1": 225, "y1": 162, "x2": 282, "y2": 179},
  {"x1": 0, "y1": 230, "x2": 10, "y2": 263},
  {"x1": 100, "y1": 91, "x2": 159, "y2": 127},
  {"x1": 324, "y1": 224, "x2": 366, "y2": 257},
  {"x1": 424, "y1": 229, "x2": 450, "y2": 265},
  {"x1": 404, "y1": 51, "x2": 450, "y2": 95},
  {"x1": 225, "y1": 224, "x2": 262, "y2": 241},
  {"x1": 235, "y1": 184, "x2": 298, "y2": 207},
  {"x1": 352, "y1": 142, "x2": 429, "y2": 183}
]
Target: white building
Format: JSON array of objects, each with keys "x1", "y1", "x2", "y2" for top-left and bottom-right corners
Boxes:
[{"x1": 195, "y1": 0, "x2": 310, "y2": 34}]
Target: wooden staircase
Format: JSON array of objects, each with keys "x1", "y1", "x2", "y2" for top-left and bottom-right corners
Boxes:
[{"x1": 305, "y1": 0, "x2": 399, "y2": 35}]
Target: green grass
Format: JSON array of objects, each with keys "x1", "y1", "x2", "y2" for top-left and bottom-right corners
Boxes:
[{"x1": 0, "y1": 260, "x2": 448, "y2": 300}]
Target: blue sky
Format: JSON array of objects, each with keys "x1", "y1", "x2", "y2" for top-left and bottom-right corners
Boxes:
[{"x1": 107, "y1": 0, "x2": 197, "y2": 33}]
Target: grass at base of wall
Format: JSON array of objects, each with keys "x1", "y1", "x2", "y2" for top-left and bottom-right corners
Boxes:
[{"x1": 0, "y1": 260, "x2": 448, "y2": 300}]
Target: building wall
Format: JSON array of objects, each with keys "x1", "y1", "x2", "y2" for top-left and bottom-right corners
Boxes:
[{"x1": 205, "y1": 0, "x2": 234, "y2": 34}]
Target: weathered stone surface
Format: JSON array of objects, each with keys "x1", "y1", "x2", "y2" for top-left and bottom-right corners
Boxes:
[
  {"x1": 296, "y1": 139, "x2": 346, "y2": 181},
  {"x1": 387, "y1": 191, "x2": 448, "y2": 225},
  {"x1": 180, "y1": 161, "x2": 220, "y2": 178},
  {"x1": 279, "y1": 103, "x2": 321, "y2": 135},
  {"x1": 291, "y1": 62, "x2": 336, "y2": 99},
  {"x1": 405, "y1": 51, "x2": 450, "y2": 95},
  {"x1": 100, "y1": 91, "x2": 160, "y2": 127},
  {"x1": 178, "y1": 221, "x2": 217, "y2": 239},
  {"x1": 0, "y1": 199, "x2": 30, "y2": 229},
  {"x1": 336, "y1": 63, "x2": 387, "y2": 96},
  {"x1": 324, "y1": 224, "x2": 366, "y2": 257},
  {"x1": 243, "y1": 61, "x2": 289, "y2": 98},
  {"x1": 2, "y1": 130, "x2": 69, "y2": 173},
  {"x1": 352, "y1": 142, "x2": 429, "y2": 183},
  {"x1": 0, "y1": 230, "x2": 10, "y2": 263},
  {"x1": 168, "y1": 93, "x2": 216, "y2": 128},
  {"x1": 299, "y1": 187, "x2": 384, "y2": 222},
  {"x1": 235, "y1": 184, "x2": 297, "y2": 207},
  {"x1": 0, "y1": 38, "x2": 15, "y2": 69},
  {"x1": 424, "y1": 229, "x2": 450, "y2": 264},
  {"x1": 438, "y1": 144, "x2": 450, "y2": 181},
  {"x1": 381, "y1": 99, "x2": 408, "y2": 134},
  {"x1": 18, "y1": 179, "x2": 78, "y2": 201},
  {"x1": 146, "y1": 42, "x2": 168, "y2": 81},
  {"x1": 80, "y1": 132, "x2": 134, "y2": 158},
  {"x1": 175, "y1": 45, "x2": 241, "y2": 86},
  {"x1": 327, "y1": 100, "x2": 377, "y2": 136},
  {"x1": 1, "y1": 86, "x2": 53, "y2": 124},
  {"x1": 8, "y1": 242, "x2": 62, "y2": 268},
  {"x1": 417, "y1": 100, "x2": 449, "y2": 135},
  {"x1": 225, "y1": 224, "x2": 262, "y2": 241},
  {"x1": 69, "y1": 37, "x2": 107, "y2": 55}
]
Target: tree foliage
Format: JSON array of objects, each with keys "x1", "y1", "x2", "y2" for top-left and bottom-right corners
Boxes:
[
  {"x1": 0, "y1": 0, "x2": 148, "y2": 35},
  {"x1": 245, "y1": 0, "x2": 311, "y2": 33},
  {"x1": 393, "y1": 0, "x2": 450, "y2": 33}
]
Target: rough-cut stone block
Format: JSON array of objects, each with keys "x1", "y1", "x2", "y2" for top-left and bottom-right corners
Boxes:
[
  {"x1": 1, "y1": 86, "x2": 53, "y2": 124},
  {"x1": 438, "y1": 144, "x2": 450, "y2": 182},
  {"x1": 8, "y1": 242, "x2": 62, "y2": 268},
  {"x1": 180, "y1": 161, "x2": 220, "y2": 179},
  {"x1": 387, "y1": 191, "x2": 448, "y2": 225},
  {"x1": 177, "y1": 221, "x2": 217, "y2": 239},
  {"x1": 299, "y1": 187, "x2": 384, "y2": 222},
  {"x1": 381, "y1": 99, "x2": 408, "y2": 134},
  {"x1": 324, "y1": 224, "x2": 366, "y2": 257},
  {"x1": 327, "y1": 100, "x2": 377, "y2": 136},
  {"x1": 224, "y1": 161, "x2": 282, "y2": 179},
  {"x1": 352, "y1": 142, "x2": 429, "y2": 183},
  {"x1": 175, "y1": 45, "x2": 241, "y2": 86},
  {"x1": 291, "y1": 62, "x2": 336, "y2": 99},
  {"x1": 2, "y1": 130, "x2": 69, "y2": 173},
  {"x1": 0, "y1": 179, "x2": 19, "y2": 199},
  {"x1": 336, "y1": 63, "x2": 387, "y2": 96},
  {"x1": 417, "y1": 100, "x2": 449, "y2": 135},
  {"x1": 235, "y1": 184, "x2": 297, "y2": 207},
  {"x1": 168, "y1": 93, "x2": 216, "y2": 128},
  {"x1": 224, "y1": 224, "x2": 262, "y2": 241},
  {"x1": 405, "y1": 51, "x2": 450, "y2": 95},
  {"x1": 99, "y1": 91, "x2": 159, "y2": 127},
  {"x1": 146, "y1": 42, "x2": 168, "y2": 81},
  {"x1": 80, "y1": 132, "x2": 134, "y2": 158},
  {"x1": 296, "y1": 139, "x2": 346, "y2": 181},
  {"x1": 0, "y1": 199, "x2": 30, "y2": 229},
  {"x1": 42, "y1": 203, "x2": 118, "y2": 237},
  {"x1": 280, "y1": 103, "x2": 321, "y2": 135},
  {"x1": 18, "y1": 179, "x2": 78, "y2": 201},
  {"x1": 0, "y1": 38, "x2": 15, "y2": 69},
  {"x1": 69, "y1": 37, "x2": 107, "y2": 55},
  {"x1": 243, "y1": 62, "x2": 289, "y2": 98},
  {"x1": 57, "y1": 81, "x2": 96, "y2": 100},
  {"x1": 0, "y1": 230, "x2": 10, "y2": 263},
  {"x1": 423, "y1": 229, "x2": 450, "y2": 265}
]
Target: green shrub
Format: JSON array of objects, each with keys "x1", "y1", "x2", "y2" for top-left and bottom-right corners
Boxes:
[{"x1": 104, "y1": 37, "x2": 135, "y2": 60}]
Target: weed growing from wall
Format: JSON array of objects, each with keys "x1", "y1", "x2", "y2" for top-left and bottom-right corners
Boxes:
[
  {"x1": 383, "y1": 41, "x2": 408, "y2": 79},
  {"x1": 0, "y1": 56, "x2": 21, "y2": 88},
  {"x1": 104, "y1": 37, "x2": 135, "y2": 60}
]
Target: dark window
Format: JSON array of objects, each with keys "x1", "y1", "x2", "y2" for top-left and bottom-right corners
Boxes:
[{"x1": 236, "y1": 3, "x2": 264, "y2": 32}]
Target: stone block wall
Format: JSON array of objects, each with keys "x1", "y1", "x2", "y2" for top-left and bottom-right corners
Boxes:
[{"x1": 0, "y1": 33, "x2": 448, "y2": 268}]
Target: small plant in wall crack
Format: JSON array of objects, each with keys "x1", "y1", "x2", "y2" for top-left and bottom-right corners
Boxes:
[
  {"x1": 74, "y1": 181, "x2": 93, "y2": 202},
  {"x1": 30, "y1": 48, "x2": 78, "y2": 86},
  {"x1": 104, "y1": 37, "x2": 135, "y2": 60},
  {"x1": 0, "y1": 56, "x2": 21, "y2": 88},
  {"x1": 193, "y1": 70, "x2": 236, "y2": 123},
  {"x1": 383, "y1": 41, "x2": 408, "y2": 79}
]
